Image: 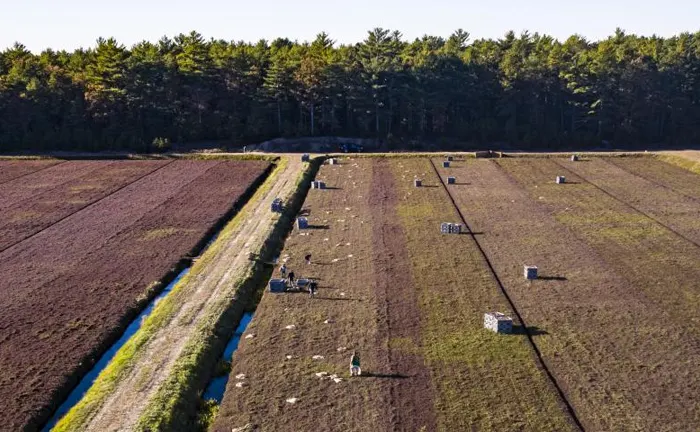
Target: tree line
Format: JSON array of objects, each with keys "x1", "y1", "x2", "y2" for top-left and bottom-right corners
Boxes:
[{"x1": 1, "y1": 28, "x2": 699, "y2": 152}]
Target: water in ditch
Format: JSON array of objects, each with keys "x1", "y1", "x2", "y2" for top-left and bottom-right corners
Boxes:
[
  {"x1": 202, "y1": 311, "x2": 254, "y2": 403},
  {"x1": 43, "y1": 268, "x2": 190, "y2": 431}
]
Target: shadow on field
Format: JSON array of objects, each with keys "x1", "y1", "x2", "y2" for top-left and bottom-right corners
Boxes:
[
  {"x1": 537, "y1": 275, "x2": 568, "y2": 281},
  {"x1": 357, "y1": 372, "x2": 410, "y2": 379},
  {"x1": 315, "y1": 296, "x2": 358, "y2": 302},
  {"x1": 323, "y1": 186, "x2": 342, "y2": 190},
  {"x1": 420, "y1": 185, "x2": 440, "y2": 188},
  {"x1": 559, "y1": 181, "x2": 581, "y2": 185},
  {"x1": 511, "y1": 325, "x2": 548, "y2": 336},
  {"x1": 308, "y1": 224, "x2": 330, "y2": 230}
]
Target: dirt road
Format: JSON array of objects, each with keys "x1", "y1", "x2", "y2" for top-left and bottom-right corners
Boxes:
[{"x1": 67, "y1": 157, "x2": 302, "y2": 431}]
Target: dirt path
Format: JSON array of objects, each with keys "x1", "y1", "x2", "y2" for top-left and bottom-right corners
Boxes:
[{"x1": 81, "y1": 157, "x2": 302, "y2": 431}]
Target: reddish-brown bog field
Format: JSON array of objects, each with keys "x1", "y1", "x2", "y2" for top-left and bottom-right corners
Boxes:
[
  {"x1": 0, "y1": 159, "x2": 63, "y2": 184},
  {"x1": 0, "y1": 159, "x2": 270, "y2": 430},
  {"x1": 213, "y1": 158, "x2": 575, "y2": 432}
]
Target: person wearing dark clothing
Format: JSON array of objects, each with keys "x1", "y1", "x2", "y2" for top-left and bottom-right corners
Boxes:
[
  {"x1": 308, "y1": 279, "x2": 317, "y2": 298},
  {"x1": 287, "y1": 271, "x2": 296, "y2": 289},
  {"x1": 350, "y1": 351, "x2": 361, "y2": 376}
]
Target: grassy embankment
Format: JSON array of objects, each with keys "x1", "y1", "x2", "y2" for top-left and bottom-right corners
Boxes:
[{"x1": 135, "y1": 156, "x2": 320, "y2": 431}]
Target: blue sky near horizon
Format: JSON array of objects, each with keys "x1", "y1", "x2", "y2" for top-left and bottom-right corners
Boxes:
[{"x1": 2, "y1": 0, "x2": 699, "y2": 52}]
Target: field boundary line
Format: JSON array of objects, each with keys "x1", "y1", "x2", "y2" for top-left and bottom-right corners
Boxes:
[
  {"x1": 428, "y1": 158, "x2": 585, "y2": 432},
  {"x1": 0, "y1": 159, "x2": 68, "y2": 186},
  {"x1": 552, "y1": 159, "x2": 700, "y2": 250},
  {"x1": 0, "y1": 160, "x2": 175, "y2": 255}
]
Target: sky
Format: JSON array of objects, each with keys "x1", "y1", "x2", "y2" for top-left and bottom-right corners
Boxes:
[{"x1": 2, "y1": 0, "x2": 699, "y2": 52}]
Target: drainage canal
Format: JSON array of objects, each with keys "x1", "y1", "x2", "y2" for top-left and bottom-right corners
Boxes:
[
  {"x1": 202, "y1": 311, "x2": 255, "y2": 403},
  {"x1": 42, "y1": 268, "x2": 190, "y2": 431}
]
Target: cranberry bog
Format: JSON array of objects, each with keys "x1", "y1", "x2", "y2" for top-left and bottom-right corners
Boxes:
[
  {"x1": 7, "y1": 153, "x2": 699, "y2": 431},
  {"x1": 434, "y1": 155, "x2": 700, "y2": 431},
  {"x1": 0, "y1": 159, "x2": 271, "y2": 430},
  {"x1": 213, "y1": 158, "x2": 576, "y2": 431}
]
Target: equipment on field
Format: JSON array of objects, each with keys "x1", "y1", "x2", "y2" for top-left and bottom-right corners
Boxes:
[{"x1": 484, "y1": 312, "x2": 513, "y2": 334}]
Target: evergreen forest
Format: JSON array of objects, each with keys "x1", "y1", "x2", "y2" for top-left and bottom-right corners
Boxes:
[{"x1": 1, "y1": 28, "x2": 699, "y2": 152}]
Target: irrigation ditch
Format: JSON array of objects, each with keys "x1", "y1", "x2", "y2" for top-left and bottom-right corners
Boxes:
[
  {"x1": 428, "y1": 158, "x2": 586, "y2": 432},
  {"x1": 146, "y1": 156, "x2": 321, "y2": 431},
  {"x1": 38, "y1": 158, "x2": 275, "y2": 432},
  {"x1": 46, "y1": 155, "x2": 321, "y2": 432}
]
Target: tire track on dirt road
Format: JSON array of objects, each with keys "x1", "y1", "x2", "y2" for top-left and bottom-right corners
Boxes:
[
  {"x1": 428, "y1": 158, "x2": 585, "y2": 432},
  {"x1": 60, "y1": 158, "x2": 302, "y2": 432}
]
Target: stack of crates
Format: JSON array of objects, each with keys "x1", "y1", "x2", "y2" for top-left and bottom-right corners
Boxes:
[
  {"x1": 443, "y1": 161, "x2": 450, "y2": 168},
  {"x1": 484, "y1": 312, "x2": 513, "y2": 334},
  {"x1": 271, "y1": 198, "x2": 283, "y2": 213},
  {"x1": 446, "y1": 155, "x2": 454, "y2": 161},
  {"x1": 297, "y1": 217, "x2": 309, "y2": 229},
  {"x1": 556, "y1": 176, "x2": 566, "y2": 184},
  {"x1": 414, "y1": 179, "x2": 422, "y2": 187},
  {"x1": 447, "y1": 177, "x2": 456, "y2": 185},
  {"x1": 571, "y1": 155, "x2": 579, "y2": 162},
  {"x1": 440, "y1": 222, "x2": 462, "y2": 234},
  {"x1": 301, "y1": 153, "x2": 310, "y2": 162},
  {"x1": 311, "y1": 181, "x2": 326, "y2": 189}
]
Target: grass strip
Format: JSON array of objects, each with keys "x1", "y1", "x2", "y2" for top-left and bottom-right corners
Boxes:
[{"x1": 135, "y1": 157, "x2": 320, "y2": 431}]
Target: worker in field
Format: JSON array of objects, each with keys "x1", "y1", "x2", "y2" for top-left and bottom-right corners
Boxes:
[
  {"x1": 305, "y1": 254, "x2": 312, "y2": 265},
  {"x1": 279, "y1": 263, "x2": 287, "y2": 278},
  {"x1": 287, "y1": 270, "x2": 296, "y2": 289},
  {"x1": 308, "y1": 279, "x2": 317, "y2": 298},
  {"x1": 350, "y1": 351, "x2": 361, "y2": 376}
]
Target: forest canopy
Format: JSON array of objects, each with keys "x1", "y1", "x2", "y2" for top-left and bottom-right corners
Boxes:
[{"x1": 1, "y1": 28, "x2": 699, "y2": 152}]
